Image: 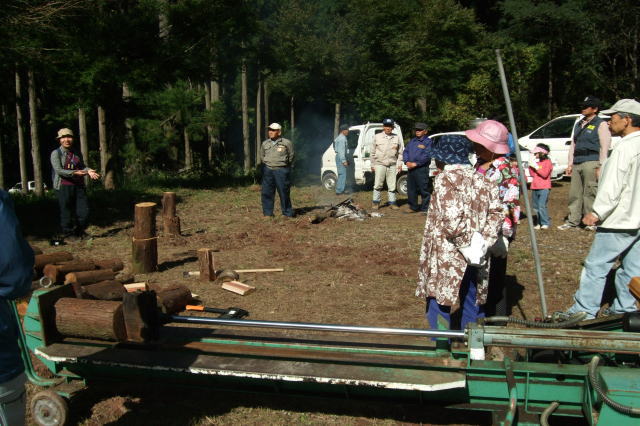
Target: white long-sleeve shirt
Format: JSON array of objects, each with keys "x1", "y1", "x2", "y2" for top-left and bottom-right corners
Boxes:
[{"x1": 592, "y1": 130, "x2": 640, "y2": 229}]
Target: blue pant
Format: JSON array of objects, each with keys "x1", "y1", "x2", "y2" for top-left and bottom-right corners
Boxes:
[
  {"x1": 335, "y1": 155, "x2": 347, "y2": 194},
  {"x1": 532, "y1": 189, "x2": 550, "y2": 226},
  {"x1": 407, "y1": 166, "x2": 431, "y2": 212},
  {"x1": 567, "y1": 229, "x2": 640, "y2": 319},
  {"x1": 261, "y1": 166, "x2": 293, "y2": 217},
  {"x1": 426, "y1": 266, "x2": 485, "y2": 334}
]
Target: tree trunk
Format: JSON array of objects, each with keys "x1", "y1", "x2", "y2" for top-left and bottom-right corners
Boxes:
[
  {"x1": 162, "y1": 191, "x2": 181, "y2": 236},
  {"x1": 415, "y1": 97, "x2": 427, "y2": 116},
  {"x1": 264, "y1": 79, "x2": 269, "y2": 132},
  {"x1": 158, "y1": 0, "x2": 170, "y2": 39},
  {"x1": 122, "y1": 83, "x2": 134, "y2": 149},
  {"x1": 255, "y1": 75, "x2": 262, "y2": 167},
  {"x1": 78, "y1": 106, "x2": 89, "y2": 186},
  {"x1": 183, "y1": 125, "x2": 192, "y2": 170},
  {"x1": 98, "y1": 105, "x2": 108, "y2": 182},
  {"x1": 27, "y1": 69, "x2": 43, "y2": 196},
  {"x1": 132, "y1": 202, "x2": 158, "y2": 273},
  {"x1": 210, "y1": 79, "x2": 221, "y2": 157},
  {"x1": 15, "y1": 68, "x2": 28, "y2": 194},
  {"x1": 54, "y1": 298, "x2": 127, "y2": 341},
  {"x1": 204, "y1": 82, "x2": 213, "y2": 167},
  {"x1": 547, "y1": 57, "x2": 553, "y2": 120},
  {"x1": 333, "y1": 103, "x2": 341, "y2": 138},
  {"x1": 0, "y1": 105, "x2": 6, "y2": 189},
  {"x1": 241, "y1": 60, "x2": 250, "y2": 172},
  {"x1": 290, "y1": 96, "x2": 295, "y2": 140}
]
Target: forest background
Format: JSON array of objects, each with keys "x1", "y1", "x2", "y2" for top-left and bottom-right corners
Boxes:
[{"x1": 1, "y1": 0, "x2": 638, "y2": 194}]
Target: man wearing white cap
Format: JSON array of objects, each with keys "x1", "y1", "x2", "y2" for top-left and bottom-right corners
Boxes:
[
  {"x1": 50, "y1": 128, "x2": 100, "y2": 241},
  {"x1": 260, "y1": 123, "x2": 295, "y2": 217},
  {"x1": 559, "y1": 99, "x2": 640, "y2": 319}
]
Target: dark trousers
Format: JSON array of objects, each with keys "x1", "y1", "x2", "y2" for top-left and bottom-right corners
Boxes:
[
  {"x1": 57, "y1": 185, "x2": 89, "y2": 235},
  {"x1": 484, "y1": 255, "x2": 508, "y2": 317},
  {"x1": 407, "y1": 166, "x2": 431, "y2": 212},
  {"x1": 261, "y1": 166, "x2": 293, "y2": 217}
]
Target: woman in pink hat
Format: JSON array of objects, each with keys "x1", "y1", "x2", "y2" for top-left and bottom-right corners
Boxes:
[
  {"x1": 466, "y1": 120, "x2": 521, "y2": 318},
  {"x1": 529, "y1": 144, "x2": 553, "y2": 229}
]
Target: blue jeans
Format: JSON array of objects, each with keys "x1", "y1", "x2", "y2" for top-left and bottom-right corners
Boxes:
[
  {"x1": 335, "y1": 155, "x2": 347, "y2": 194},
  {"x1": 261, "y1": 166, "x2": 293, "y2": 217},
  {"x1": 532, "y1": 189, "x2": 550, "y2": 226},
  {"x1": 407, "y1": 166, "x2": 431, "y2": 212},
  {"x1": 426, "y1": 266, "x2": 485, "y2": 334},
  {"x1": 567, "y1": 229, "x2": 640, "y2": 319}
]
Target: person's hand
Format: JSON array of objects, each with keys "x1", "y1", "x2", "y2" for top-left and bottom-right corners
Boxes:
[
  {"x1": 87, "y1": 169, "x2": 101, "y2": 180},
  {"x1": 582, "y1": 212, "x2": 599, "y2": 226},
  {"x1": 406, "y1": 161, "x2": 416, "y2": 169},
  {"x1": 342, "y1": 161, "x2": 349, "y2": 166},
  {"x1": 72, "y1": 170, "x2": 87, "y2": 176},
  {"x1": 565, "y1": 165, "x2": 572, "y2": 176},
  {"x1": 397, "y1": 165, "x2": 402, "y2": 173},
  {"x1": 595, "y1": 167, "x2": 601, "y2": 180},
  {"x1": 371, "y1": 166, "x2": 375, "y2": 172}
]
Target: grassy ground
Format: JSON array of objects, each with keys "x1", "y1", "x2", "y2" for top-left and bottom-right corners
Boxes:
[{"x1": 19, "y1": 178, "x2": 593, "y2": 425}]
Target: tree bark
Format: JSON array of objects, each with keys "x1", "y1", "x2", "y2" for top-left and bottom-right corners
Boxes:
[
  {"x1": 210, "y1": 79, "x2": 221, "y2": 157},
  {"x1": 98, "y1": 105, "x2": 108, "y2": 181},
  {"x1": 255, "y1": 75, "x2": 262, "y2": 167},
  {"x1": 43, "y1": 261, "x2": 97, "y2": 284},
  {"x1": 264, "y1": 79, "x2": 269, "y2": 132},
  {"x1": 15, "y1": 68, "x2": 28, "y2": 194},
  {"x1": 94, "y1": 258, "x2": 124, "y2": 272},
  {"x1": 162, "y1": 192, "x2": 181, "y2": 236},
  {"x1": 153, "y1": 284, "x2": 192, "y2": 314},
  {"x1": 183, "y1": 125, "x2": 192, "y2": 170},
  {"x1": 241, "y1": 60, "x2": 250, "y2": 172},
  {"x1": 204, "y1": 82, "x2": 213, "y2": 167},
  {"x1": 197, "y1": 248, "x2": 216, "y2": 281},
  {"x1": 78, "y1": 106, "x2": 89, "y2": 186},
  {"x1": 333, "y1": 103, "x2": 341, "y2": 138},
  {"x1": 80, "y1": 280, "x2": 125, "y2": 301},
  {"x1": 415, "y1": 97, "x2": 427, "y2": 116},
  {"x1": 0, "y1": 105, "x2": 6, "y2": 189},
  {"x1": 122, "y1": 290, "x2": 159, "y2": 342},
  {"x1": 547, "y1": 57, "x2": 553, "y2": 120},
  {"x1": 290, "y1": 96, "x2": 295, "y2": 140},
  {"x1": 34, "y1": 252, "x2": 73, "y2": 274},
  {"x1": 27, "y1": 69, "x2": 43, "y2": 196},
  {"x1": 132, "y1": 202, "x2": 158, "y2": 273},
  {"x1": 65, "y1": 269, "x2": 116, "y2": 286},
  {"x1": 54, "y1": 298, "x2": 126, "y2": 341}
]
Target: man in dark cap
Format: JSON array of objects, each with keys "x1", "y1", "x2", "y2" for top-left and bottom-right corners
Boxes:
[
  {"x1": 402, "y1": 123, "x2": 433, "y2": 213},
  {"x1": 558, "y1": 96, "x2": 611, "y2": 230},
  {"x1": 333, "y1": 124, "x2": 351, "y2": 195}
]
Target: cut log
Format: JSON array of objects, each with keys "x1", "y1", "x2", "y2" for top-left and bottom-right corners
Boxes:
[
  {"x1": 80, "y1": 280, "x2": 126, "y2": 300},
  {"x1": 43, "y1": 261, "x2": 96, "y2": 284},
  {"x1": 94, "y1": 258, "x2": 124, "y2": 272},
  {"x1": 34, "y1": 252, "x2": 73, "y2": 273},
  {"x1": 197, "y1": 248, "x2": 216, "y2": 281},
  {"x1": 54, "y1": 298, "x2": 126, "y2": 341},
  {"x1": 162, "y1": 192, "x2": 181, "y2": 236},
  {"x1": 65, "y1": 269, "x2": 116, "y2": 286},
  {"x1": 123, "y1": 290, "x2": 160, "y2": 342},
  {"x1": 132, "y1": 202, "x2": 158, "y2": 274},
  {"x1": 153, "y1": 284, "x2": 192, "y2": 314},
  {"x1": 30, "y1": 245, "x2": 43, "y2": 255},
  {"x1": 221, "y1": 281, "x2": 255, "y2": 296},
  {"x1": 630, "y1": 277, "x2": 640, "y2": 301},
  {"x1": 124, "y1": 282, "x2": 148, "y2": 292}
]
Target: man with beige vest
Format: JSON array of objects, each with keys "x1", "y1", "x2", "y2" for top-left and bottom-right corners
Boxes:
[{"x1": 371, "y1": 118, "x2": 403, "y2": 210}]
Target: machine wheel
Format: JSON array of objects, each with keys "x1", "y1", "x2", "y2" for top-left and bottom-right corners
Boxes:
[
  {"x1": 31, "y1": 390, "x2": 68, "y2": 426},
  {"x1": 396, "y1": 174, "x2": 408, "y2": 195},
  {"x1": 321, "y1": 172, "x2": 337, "y2": 191}
]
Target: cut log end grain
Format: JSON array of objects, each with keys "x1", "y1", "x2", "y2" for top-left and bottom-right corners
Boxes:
[
  {"x1": 54, "y1": 298, "x2": 126, "y2": 341},
  {"x1": 221, "y1": 281, "x2": 255, "y2": 296},
  {"x1": 43, "y1": 261, "x2": 96, "y2": 284}
]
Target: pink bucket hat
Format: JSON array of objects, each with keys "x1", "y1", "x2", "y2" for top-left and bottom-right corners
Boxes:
[
  {"x1": 532, "y1": 146, "x2": 549, "y2": 154},
  {"x1": 465, "y1": 120, "x2": 509, "y2": 154}
]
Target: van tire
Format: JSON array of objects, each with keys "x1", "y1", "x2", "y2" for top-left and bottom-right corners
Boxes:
[
  {"x1": 396, "y1": 174, "x2": 408, "y2": 196},
  {"x1": 321, "y1": 172, "x2": 337, "y2": 191}
]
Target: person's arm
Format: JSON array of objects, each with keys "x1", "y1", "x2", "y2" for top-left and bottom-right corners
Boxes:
[
  {"x1": 402, "y1": 140, "x2": 409, "y2": 164},
  {"x1": 396, "y1": 137, "x2": 404, "y2": 169},
  {"x1": 287, "y1": 139, "x2": 295, "y2": 166},
  {"x1": 335, "y1": 137, "x2": 346, "y2": 164},
  {"x1": 590, "y1": 148, "x2": 626, "y2": 224},
  {"x1": 0, "y1": 191, "x2": 34, "y2": 301},
  {"x1": 597, "y1": 121, "x2": 611, "y2": 164},
  {"x1": 370, "y1": 134, "x2": 379, "y2": 170}
]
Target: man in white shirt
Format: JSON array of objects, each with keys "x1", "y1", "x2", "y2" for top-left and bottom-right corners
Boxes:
[{"x1": 561, "y1": 99, "x2": 640, "y2": 319}]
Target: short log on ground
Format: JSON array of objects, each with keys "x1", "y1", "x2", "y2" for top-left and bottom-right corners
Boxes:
[
  {"x1": 132, "y1": 202, "x2": 158, "y2": 274},
  {"x1": 65, "y1": 269, "x2": 116, "y2": 286},
  {"x1": 198, "y1": 248, "x2": 216, "y2": 281},
  {"x1": 34, "y1": 252, "x2": 73, "y2": 274},
  {"x1": 94, "y1": 258, "x2": 124, "y2": 272},
  {"x1": 80, "y1": 280, "x2": 126, "y2": 300},
  {"x1": 162, "y1": 192, "x2": 181, "y2": 236},
  {"x1": 43, "y1": 261, "x2": 96, "y2": 284},
  {"x1": 123, "y1": 291, "x2": 160, "y2": 342},
  {"x1": 153, "y1": 284, "x2": 193, "y2": 314},
  {"x1": 54, "y1": 298, "x2": 126, "y2": 341}
]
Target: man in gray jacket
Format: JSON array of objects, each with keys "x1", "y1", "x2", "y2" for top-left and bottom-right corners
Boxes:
[
  {"x1": 371, "y1": 118, "x2": 403, "y2": 210},
  {"x1": 260, "y1": 123, "x2": 294, "y2": 217},
  {"x1": 50, "y1": 128, "x2": 100, "y2": 241}
]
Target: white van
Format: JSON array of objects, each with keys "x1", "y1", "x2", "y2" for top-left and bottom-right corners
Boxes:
[
  {"x1": 518, "y1": 114, "x2": 620, "y2": 178},
  {"x1": 320, "y1": 122, "x2": 410, "y2": 195}
]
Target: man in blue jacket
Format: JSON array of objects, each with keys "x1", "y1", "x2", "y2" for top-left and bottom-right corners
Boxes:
[
  {"x1": 0, "y1": 190, "x2": 34, "y2": 426},
  {"x1": 402, "y1": 123, "x2": 433, "y2": 213},
  {"x1": 333, "y1": 124, "x2": 350, "y2": 195}
]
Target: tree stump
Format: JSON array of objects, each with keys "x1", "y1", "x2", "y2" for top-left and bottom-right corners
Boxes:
[
  {"x1": 65, "y1": 269, "x2": 116, "y2": 286},
  {"x1": 34, "y1": 252, "x2": 73, "y2": 274},
  {"x1": 54, "y1": 298, "x2": 126, "y2": 341},
  {"x1": 162, "y1": 192, "x2": 181, "y2": 236},
  {"x1": 132, "y1": 202, "x2": 158, "y2": 274},
  {"x1": 94, "y1": 258, "x2": 124, "y2": 272},
  {"x1": 80, "y1": 280, "x2": 126, "y2": 300},
  {"x1": 43, "y1": 261, "x2": 96, "y2": 284},
  {"x1": 197, "y1": 248, "x2": 216, "y2": 281}
]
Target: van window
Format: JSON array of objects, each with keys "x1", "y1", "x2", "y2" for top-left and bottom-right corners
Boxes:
[
  {"x1": 363, "y1": 127, "x2": 378, "y2": 157},
  {"x1": 530, "y1": 117, "x2": 576, "y2": 139},
  {"x1": 347, "y1": 130, "x2": 360, "y2": 150}
]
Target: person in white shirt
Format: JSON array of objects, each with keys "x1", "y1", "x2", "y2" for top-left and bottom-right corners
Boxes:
[{"x1": 559, "y1": 99, "x2": 640, "y2": 320}]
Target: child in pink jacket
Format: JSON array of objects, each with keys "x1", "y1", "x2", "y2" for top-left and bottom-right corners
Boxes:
[{"x1": 529, "y1": 143, "x2": 553, "y2": 229}]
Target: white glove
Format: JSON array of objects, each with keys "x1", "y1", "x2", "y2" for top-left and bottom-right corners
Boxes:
[
  {"x1": 488, "y1": 236, "x2": 509, "y2": 258},
  {"x1": 459, "y1": 232, "x2": 487, "y2": 267}
]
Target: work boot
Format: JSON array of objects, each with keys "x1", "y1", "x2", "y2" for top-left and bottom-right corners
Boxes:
[{"x1": 372, "y1": 202, "x2": 379, "y2": 210}]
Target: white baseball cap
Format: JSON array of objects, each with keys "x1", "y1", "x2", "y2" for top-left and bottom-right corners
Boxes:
[
  {"x1": 268, "y1": 122, "x2": 282, "y2": 130},
  {"x1": 601, "y1": 99, "x2": 640, "y2": 116}
]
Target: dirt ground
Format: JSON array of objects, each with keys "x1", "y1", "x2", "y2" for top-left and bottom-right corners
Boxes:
[{"x1": 22, "y1": 178, "x2": 595, "y2": 425}]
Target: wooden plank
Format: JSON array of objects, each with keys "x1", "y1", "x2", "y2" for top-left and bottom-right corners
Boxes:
[{"x1": 221, "y1": 281, "x2": 255, "y2": 296}]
